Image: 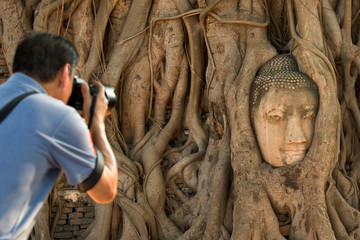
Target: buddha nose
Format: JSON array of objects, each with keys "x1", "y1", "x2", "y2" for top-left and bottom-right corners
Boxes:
[{"x1": 285, "y1": 115, "x2": 307, "y2": 144}]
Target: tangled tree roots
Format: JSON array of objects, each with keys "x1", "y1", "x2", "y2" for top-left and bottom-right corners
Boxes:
[{"x1": 1, "y1": 0, "x2": 360, "y2": 239}]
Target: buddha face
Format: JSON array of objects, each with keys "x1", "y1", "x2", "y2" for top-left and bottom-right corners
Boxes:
[{"x1": 252, "y1": 87, "x2": 318, "y2": 167}]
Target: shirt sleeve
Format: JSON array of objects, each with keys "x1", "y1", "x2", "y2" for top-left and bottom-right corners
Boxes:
[{"x1": 50, "y1": 109, "x2": 97, "y2": 186}]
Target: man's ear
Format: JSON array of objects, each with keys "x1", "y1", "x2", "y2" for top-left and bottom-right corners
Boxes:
[{"x1": 59, "y1": 63, "x2": 71, "y2": 88}]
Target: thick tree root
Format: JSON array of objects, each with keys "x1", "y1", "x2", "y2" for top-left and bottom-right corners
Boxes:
[{"x1": 327, "y1": 182, "x2": 360, "y2": 239}]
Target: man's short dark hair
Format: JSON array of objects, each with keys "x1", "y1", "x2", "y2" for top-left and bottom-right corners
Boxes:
[{"x1": 12, "y1": 31, "x2": 79, "y2": 83}]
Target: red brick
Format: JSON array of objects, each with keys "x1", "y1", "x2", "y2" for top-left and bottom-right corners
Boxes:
[
  {"x1": 62, "y1": 224, "x2": 79, "y2": 231},
  {"x1": 57, "y1": 220, "x2": 67, "y2": 225},
  {"x1": 50, "y1": 212, "x2": 66, "y2": 219},
  {"x1": 73, "y1": 229, "x2": 86, "y2": 236},
  {"x1": 55, "y1": 226, "x2": 63, "y2": 232},
  {"x1": 68, "y1": 212, "x2": 83, "y2": 219},
  {"x1": 84, "y1": 212, "x2": 94, "y2": 218},
  {"x1": 64, "y1": 202, "x2": 76, "y2": 208},
  {"x1": 62, "y1": 207, "x2": 73, "y2": 213},
  {"x1": 76, "y1": 206, "x2": 94, "y2": 212},
  {"x1": 69, "y1": 218, "x2": 94, "y2": 225}
]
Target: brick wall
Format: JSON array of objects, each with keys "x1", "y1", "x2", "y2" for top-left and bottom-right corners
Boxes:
[{"x1": 51, "y1": 196, "x2": 95, "y2": 239}]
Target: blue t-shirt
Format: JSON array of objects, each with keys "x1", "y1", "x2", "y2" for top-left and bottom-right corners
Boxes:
[{"x1": 0, "y1": 73, "x2": 97, "y2": 239}]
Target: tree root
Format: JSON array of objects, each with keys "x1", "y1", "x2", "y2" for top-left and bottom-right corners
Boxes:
[
  {"x1": 231, "y1": 187, "x2": 286, "y2": 240},
  {"x1": 322, "y1": 0, "x2": 342, "y2": 58},
  {"x1": 3, "y1": 0, "x2": 359, "y2": 239},
  {"x1": 177, "y1": 216, "x2": 206, "y2": 240},
  {"x1": 173, "y1": 0, "x2": 208, "y2": 152},
  {"x1": 105, "y1": 0, "x2": 131, "y2": 59},
  {"x1": 31, "y1": 198, "x2": 52, "y2": 240},
  {"x1": 78, "y1": 203, "x2": 113, "y2": 240},
  {"x1": 102, "y1": 0, "x2": 152, "y2": 87},
  {"x1": 116, "y1": 192, "x2": 157, "y2": 239},
  {"x1": 333, "y1": 166, "x2": 359, "y2": 210},
  {"x1": 71, "y1": 0, "x2": 93, "y2": 68},
  {"x1": 0, "y1": 0, "x2": 30, "y2": 71},
  {"x1": 326, "y1": 181, "x2": 360, "y2": 239},
  {"x1": 165, "y1": 151, "x2": 204, "y2": 192},
  {"x1": 33, "y1": 0, "x2": 73, "y2": 32},
  {"x1": 82, "y1": 0, "x2": 119, "y2": 80},
  {"x1": 120, "y1": 54, "x2": 151, "y2": 145}
]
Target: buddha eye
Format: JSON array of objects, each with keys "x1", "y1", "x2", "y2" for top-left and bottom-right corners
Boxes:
[
  {"x1": 267, "y1": 109, "x2": 285, "y2": 121},
  {"x1": 268, "y1": 114, "x2": 284, "y2": 121}
]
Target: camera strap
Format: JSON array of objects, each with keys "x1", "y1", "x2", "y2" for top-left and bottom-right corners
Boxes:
[
  {"x1": 87, "y1": 85, "x2": 98, "y2": 129},
  {"x1": 0, "y1": 91, "x2": 38, "y2": 124}
]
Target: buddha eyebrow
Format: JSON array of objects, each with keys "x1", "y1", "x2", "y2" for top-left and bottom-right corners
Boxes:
[{"x1": 267, "y1": 109, "x2": 285, "y2": 114}]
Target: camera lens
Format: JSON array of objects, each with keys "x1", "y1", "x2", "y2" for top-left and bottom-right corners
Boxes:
[{"x1": 104, "y1": 86, "x2": 116, "y2": 108}]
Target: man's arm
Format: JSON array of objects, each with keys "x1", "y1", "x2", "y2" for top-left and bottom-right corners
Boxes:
[{"x1": 81, "y1": 82, "x2": 118, "y2": 203}]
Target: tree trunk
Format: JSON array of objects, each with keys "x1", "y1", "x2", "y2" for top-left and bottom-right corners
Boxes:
[{"x1": 1, "y1": 0, "x2": 360, "y2": 239}]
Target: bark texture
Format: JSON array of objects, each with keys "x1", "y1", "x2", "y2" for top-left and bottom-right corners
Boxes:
[{"x1": 1, "y1": 0, "x2": 360, "y2": 239}]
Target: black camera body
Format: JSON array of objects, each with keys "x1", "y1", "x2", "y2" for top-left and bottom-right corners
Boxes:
[{"x1": 67, "y1": 76, "x2": 116, "y2": 110}]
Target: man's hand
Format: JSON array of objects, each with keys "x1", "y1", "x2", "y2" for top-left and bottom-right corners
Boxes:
[
  {"x1": 80, "y1": 81, "x2": 109, "y2": 128},
  {"x1": 80, "y1": 80, "x2": 118, "y2": 203}
]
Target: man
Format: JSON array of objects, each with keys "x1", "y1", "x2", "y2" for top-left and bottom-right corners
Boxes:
[{"x1": 0, "y1": 32, "x2": 118, "y2": 239}]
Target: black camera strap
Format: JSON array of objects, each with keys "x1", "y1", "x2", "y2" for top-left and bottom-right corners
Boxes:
[
  {"x1": 0, "y1": 92, "x2": 38, "y2": 124},
  {"x1": 87, "y1": 85, "x2": 98, "y2": 129}
]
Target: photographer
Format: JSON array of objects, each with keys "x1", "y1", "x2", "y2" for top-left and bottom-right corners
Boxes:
[{"x1": 0, "y1": 32, "x2": 118, "y2": 239}]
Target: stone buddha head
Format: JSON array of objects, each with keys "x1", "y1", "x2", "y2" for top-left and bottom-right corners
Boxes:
[{"x1": 250, "y1": 55, "x2": 319, "y2": 167}]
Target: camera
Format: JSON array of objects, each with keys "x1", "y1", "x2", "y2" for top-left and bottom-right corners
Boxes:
[{"x1": 67, "y1": 76, "x2": 116, "y2": 110}]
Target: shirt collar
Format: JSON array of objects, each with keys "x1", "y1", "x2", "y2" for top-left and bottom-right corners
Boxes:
[{"x1": 8, "y1": 72, "x2": 47, "y2": 94}]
